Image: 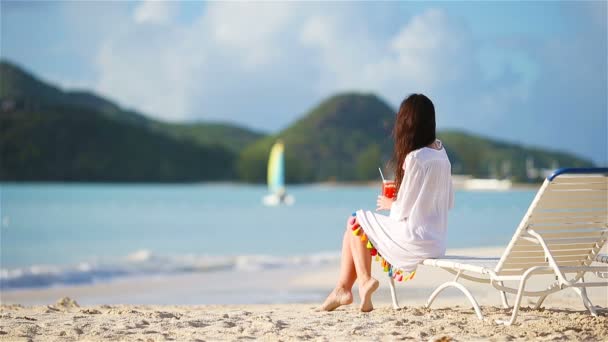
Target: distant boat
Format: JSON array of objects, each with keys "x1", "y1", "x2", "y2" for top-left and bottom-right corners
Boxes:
[
  {"x1": 452, "y1": 175, "x2": 513, "y2": 191},
  {"x1": 263, "y1": 141, "x2": 295, "y2": 206}
]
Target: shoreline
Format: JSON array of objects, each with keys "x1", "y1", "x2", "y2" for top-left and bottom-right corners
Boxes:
[
  {"x1": 2, "y1": 246, "x2": 606, "y2": 341},
  {"x1": 4, "y1": 246, "x2": 605, "y2": 306},
  {"x1": 3, "y1": 247, "x2": 503, "y2": 306}
]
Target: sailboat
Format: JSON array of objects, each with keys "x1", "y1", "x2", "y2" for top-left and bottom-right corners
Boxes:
[{"x1": 262, "y1": 141, "x2": 295, "y2": 206}]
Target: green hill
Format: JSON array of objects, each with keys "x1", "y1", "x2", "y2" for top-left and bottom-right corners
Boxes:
[
  {"x1": 0, "y1": 60, "x2": 594, "y2": 183},
  {"x1": 158, "y1": 121, "x2": 264, "y2": 154},
  {"x1": 0, "y1": 107, "x2": 234, "y2": 182},
  {"x1": 0, "y1": 60, "x2": 148, "y2": 125},
  {"x1": 0, "y1": 60, "x2": 262, "y2": 181},
  {"x1": 438, "y1": 130, "x2": 593, "y2": 180},
  {"x1": 237, "y1": 93, "x2": 395, "y2": 183},
  {"x1": 0, "y1": 60, "x2": 263, "y2": 153},
  {"x1": 238, "y1": 94, "x2": 594, "y2": 183}
]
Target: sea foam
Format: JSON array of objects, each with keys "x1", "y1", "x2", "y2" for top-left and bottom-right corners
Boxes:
[{"x1": 0, "y1": 249, "x2": 340, "y2": 290}]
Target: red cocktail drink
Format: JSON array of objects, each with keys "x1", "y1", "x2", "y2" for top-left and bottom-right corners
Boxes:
[{"x1": 382, "y1": 180, "x2": 396, "y2": 199}]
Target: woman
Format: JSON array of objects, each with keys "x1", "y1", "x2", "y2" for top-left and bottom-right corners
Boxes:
[{"x1": 320, "y1": 93, "x2": 454, "y2": 312}]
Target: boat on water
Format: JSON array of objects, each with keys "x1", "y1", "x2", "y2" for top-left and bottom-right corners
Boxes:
[
  {"x1": 263, "y1": 141, "x2": 295, "y2": 206},
  {"x1": 452, "y1": 175, "x2": 513, "y2": 191}
]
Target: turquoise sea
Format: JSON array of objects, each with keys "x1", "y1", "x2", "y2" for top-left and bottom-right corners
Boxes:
[{"x1": 1, "y1": 183, "x2": 537, "y2": 290}]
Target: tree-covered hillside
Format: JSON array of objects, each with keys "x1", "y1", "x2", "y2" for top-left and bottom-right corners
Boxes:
[
  {"x1": 438, "y1": 130, "x2": 593, "y2": 180},
  {"x1": 0, "y1": 60, "x2": 148, "y2": 125},
  {"x1": 0, "y1": 107, "x2": 234, "y2": 182},
  {"x1": 238, "y1": 94, "x2": 594, "y2": 183},
  {"x1": 159, "y1": 122, "x2": 264, "y2": 154},
  {"x1": 237, "y1": 93, "x2": 394, "y2": 183},
  {"x1": 0, "y1": 60, "x2": 260, "y2": 181},
  {"x1": 0, "y1": 60, "x2": 262, "y2": 153},
  {"x1": 0, "y1": 60, "x2": 595, "y2": 183}
]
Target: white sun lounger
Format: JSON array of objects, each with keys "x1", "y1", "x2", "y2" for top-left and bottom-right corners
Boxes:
[{"x1": 387, "y1": 168, "x2": 608, "y2": 325}]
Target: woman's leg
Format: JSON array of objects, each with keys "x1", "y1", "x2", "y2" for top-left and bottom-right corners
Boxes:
[
  {"x1": 337, "y1": 227, "x2": 357, "y2": 290},
  {"x1": 350, "y1": 227, "x2": 379, "y2": 312},
  {"x1": 319, "y1": 218, "x2": 357, "y2": 311}
]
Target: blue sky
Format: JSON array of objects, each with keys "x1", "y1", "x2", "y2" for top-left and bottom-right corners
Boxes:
[{"x1": 2, "y1": 1, "x2": 606, "y2": 165}]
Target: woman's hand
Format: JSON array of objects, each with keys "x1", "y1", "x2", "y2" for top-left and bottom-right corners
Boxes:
[{"x1": 376, "y1": 195, "x2": 394, "y2": 211}]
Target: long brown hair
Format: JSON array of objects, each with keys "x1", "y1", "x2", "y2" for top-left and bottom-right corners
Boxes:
[{"x1": 391, "y1": 94, "x2": 436, "y2": 191}]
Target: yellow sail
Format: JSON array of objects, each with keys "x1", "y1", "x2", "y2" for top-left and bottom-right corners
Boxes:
[{"x1": 267, "y1": 141, "x2": 285, "y2": 194}]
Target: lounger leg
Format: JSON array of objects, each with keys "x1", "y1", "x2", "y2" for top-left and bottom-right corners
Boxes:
[
  {"x1": 534, "y1": 279, "x2": 568, "y2": 310},
  {"x1": 572, "y1": 287, "x2": 597, "y2": 316},
  {"x1": 571, "y1": 277, "x2": 598, "y2": 316},
  {"x1": 533, "y1": 283, "x2": 555, "y2": 310},
  {"x1": 426, "y1": 281, "x2": 484, "y2": 320},
  {"x1": 534, "y1": 294, "x2": 548, "y2": 310},
  {"x1": 496, "y1": 268, "x2": 538, "y2": 326},
  {"x1": 388, "y1": 276, "x2": 400, "y2": 309},
  {"x1": 498, "y1": 282, "x2": 510, "y2": 308}
]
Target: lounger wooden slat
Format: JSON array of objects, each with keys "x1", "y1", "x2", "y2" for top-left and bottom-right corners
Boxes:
[
  {"x1": 514, "y1": 237, "x2": 605, "y2": 245},
  {"x1": 528, "y1": 215, "x2": 607, "y2": 224},
  {"x1": 537, "y1": 197, "x2": 607, "y2": 206},
  {"x1": 506, "y1": 255, "x2": 593, "y2": 263},
  {"x1": 535, "y1": 201, "x2": 608, "y2": 210},
  {"x1": 529, "y1": 223, "x2": 607, "y2": 230},
  {"x1": 530, "y1": 210, "x2": 608, "y2": 218},
  {"x1": 541, "y1": 191, "x2": 607, "y2": 200},
  {"x1": 510, "y1": 243, "x2": 594, "y2": 252},
  {"x1": 511, "y1": 250, "x2": 589, "y2": 257},
  {"x1": 551, "y1": 177, "x2": 607, "y2": 184},
  {"x1": 501, "y1": 259, "x2": 588, "y2": 268},
  {"x1": 546, "y1": 183, "x2": 608, "y2": 190},
  {"x1": 529, "y1": 231, "x2": 607, "y2": 238}
]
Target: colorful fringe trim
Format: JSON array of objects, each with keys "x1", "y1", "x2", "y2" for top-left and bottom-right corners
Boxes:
[{"x1": 351, "y1": 212, "x2": 416, "y2": 283}]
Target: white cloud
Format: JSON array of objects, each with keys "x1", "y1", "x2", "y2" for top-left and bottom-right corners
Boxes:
[
  {"x1": 299, "y1": 11, "x2": 383, "y2": 94},
  {"x1": 56, "y1": 2, "x2": 605, "y2": 163},
  {"x1": 133, "y1": 0, "x2": 176, "y2": 25},
  {"x1": 92, "y1": 2, "x2": 315, "y2": 122},
  {"x1": 296, "y1": 7, "x2": 516, "y2": 128},
  {"x1": 204, "y1": 2, "x2": 295, "y2": 69},
  {"x1": 386, "y1": 9, "x2": 474, "y2": 88},
  {"x1": 94, "y1": 25, "x2": 195, "y2": 121},
  {"x1": 89, "y1": 4, "x2": 535, "y2": 130}
]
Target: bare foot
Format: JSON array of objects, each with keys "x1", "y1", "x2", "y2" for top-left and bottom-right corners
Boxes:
[
  {"x1": 359, "y1": 278, "x2": 379, "y2": 312},
  {"x1": 318, "y1": 288, "x2": 353, "y2": 311}
]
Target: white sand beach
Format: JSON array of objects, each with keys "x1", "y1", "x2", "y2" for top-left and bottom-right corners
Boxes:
[{"x1": 2, "y1": 247, "x2": 607, "y2": 341}]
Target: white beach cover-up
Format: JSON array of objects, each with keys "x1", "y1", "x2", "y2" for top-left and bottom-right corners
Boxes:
[{"x1": 356, "y1": 140, "x2": 454, "y2": 272}]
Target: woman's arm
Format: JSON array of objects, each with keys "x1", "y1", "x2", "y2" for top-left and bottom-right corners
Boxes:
[{"x1": 388, "y1": 157, "x2": 425, "y2": 221}]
